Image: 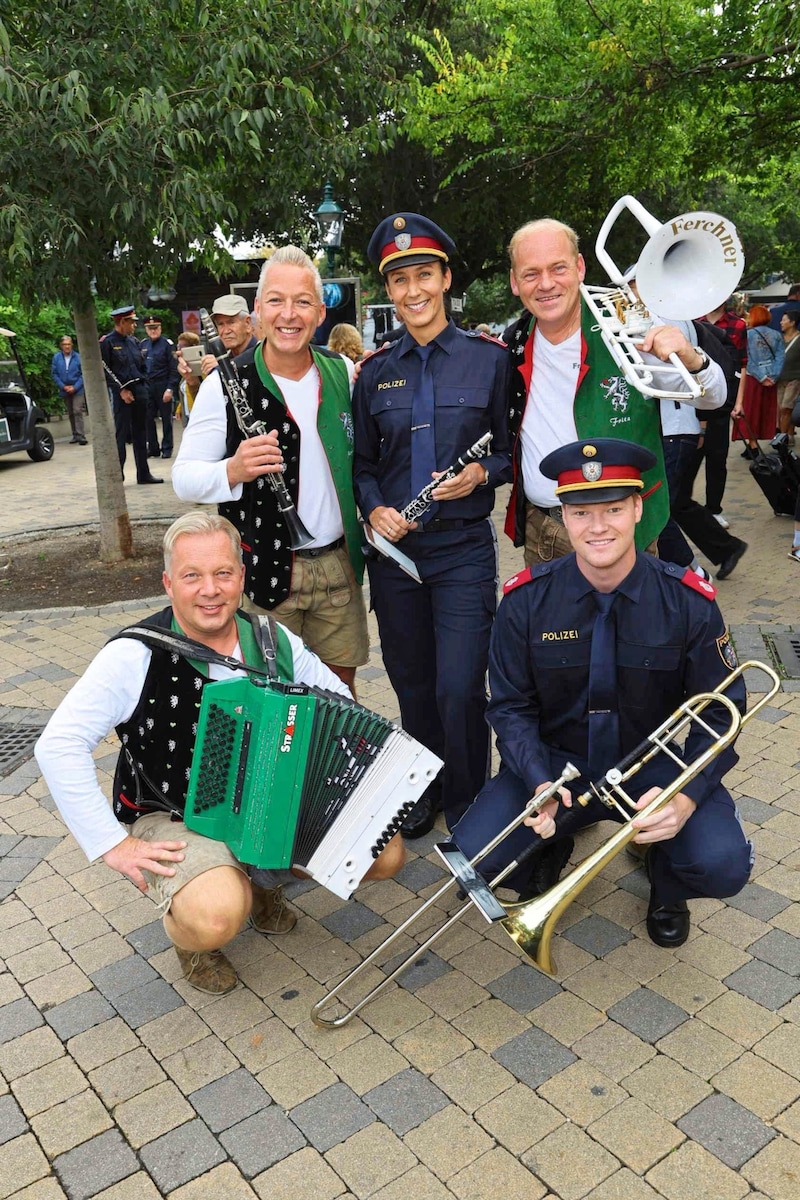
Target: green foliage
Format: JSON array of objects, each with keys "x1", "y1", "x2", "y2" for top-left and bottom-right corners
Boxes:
[{"x1": 465, "y1": 273, "x2": 518, "y2": 326}]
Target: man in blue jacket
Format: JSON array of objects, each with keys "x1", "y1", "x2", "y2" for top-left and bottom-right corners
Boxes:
[
  {"x1": 50, "y1": 335, "x2": 87, "y2": 445},
  {"x1": 141, "y1": 316, "x2": 180, "y2": 458}
]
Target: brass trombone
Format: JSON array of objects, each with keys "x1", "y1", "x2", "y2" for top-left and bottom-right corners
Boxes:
[{"x1": 311, "y1": 661, "x2": 779, "y2": 1029}]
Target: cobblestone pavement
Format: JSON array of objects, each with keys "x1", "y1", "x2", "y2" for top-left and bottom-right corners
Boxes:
[{"x1": 1, "y1": 429, "x2": 799, "y2": 1199}]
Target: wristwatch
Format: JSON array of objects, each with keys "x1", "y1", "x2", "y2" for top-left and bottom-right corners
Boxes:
[{"x1": 688, "y1": 349, "x2": 710, "y2": 375}]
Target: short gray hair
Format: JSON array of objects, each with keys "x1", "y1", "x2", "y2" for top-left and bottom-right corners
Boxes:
[
  {"x1": 257, "y1": 246, "x2": 324, "y2": 305},
  {"x1": 509, "y1": 219, "x2": 580, "y2": 269},
  {"x1": 163, "y1": 512, "x2": 242, "y2": 574}
]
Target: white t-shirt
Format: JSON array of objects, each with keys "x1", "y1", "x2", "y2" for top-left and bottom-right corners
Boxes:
[
  {"x1": 273, "y1": 366, "x2": 344, "y2": 548},
  {"x1": 520, "y1": 328, "x2": 581, "y2": 507}
]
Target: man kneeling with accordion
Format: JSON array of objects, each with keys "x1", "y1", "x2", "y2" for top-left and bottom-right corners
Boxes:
[{"x1": 36, "y1": 513, "x2": 414, "y2": 995}]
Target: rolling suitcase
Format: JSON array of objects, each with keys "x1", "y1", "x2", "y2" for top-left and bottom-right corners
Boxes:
[{"x1": 739, "y1": 418, "x2": 799, "y2": 516}]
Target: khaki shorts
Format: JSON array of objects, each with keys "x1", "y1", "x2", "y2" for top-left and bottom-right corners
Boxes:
[
  {"x1": 777, "y1": 379, "x2": 800, "y2": 412},
  {"x1": 132, "y1": 812, "x2": 247, "y2": 912},
  {"x1": 523, "y1": 502, "x2": 573, "y2": 566},
  {"x1": 252, "y1": 542, "x2": 369, "y2": 669}
]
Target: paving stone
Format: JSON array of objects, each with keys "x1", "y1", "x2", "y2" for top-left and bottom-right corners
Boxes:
[
  {"x1": 724, "y1": 957, "x2": 800, "y2": 1010},
  {"x1": 573, "y1": 1021, "x2": 656, "y2": 1082},
  {"x1": 328, "y1": 1033, "x2": 409, "y2": 1095},
  {"x1": 320, "y1": 902, "x2": 385, "y2": 942},
  {"x1": 114, "y1": 1080, "x2": 195, "y2": 1149},
  {"x1": 0, "y1": 1091, "x2": 28, "y2": 1145},
  {"x1": 583, "y1": 1168, "x2": 662, "y2": 1200},
  {"x1": 381, "y1": 949, "x2": 451, "y2": 993},
  {"x1": 748, "y1": 927, "x2": 800, "y2": 975},
  {"x1": 448, "y1": 1144, "x2": 546, "y2": 1200},
  {"x1": 136, "y1": 1006, "x2": 209, "y2": 1059},
  {"x1": 485, "y1": 963, "x2": 562, "y2": 1013},
  {"x1": 735, "y1": 795, "x2": 780, "y2": 824},
  {"x1": 403, "y1": 1104, "x2": 493, "y2": 1180},
  {"x1": 363, "y1": 1067, "x2": 449, "y2": 1135},
  {"x1": 219, "y1": 1107, "x2": 306, "y2": 1177},
  {"x1": 124, "y1": 919, "x2": 172, "y2": 958},
  {"x1": 622, "y1": 1054, "x2": 713, "y2": 1122},
  {"x1": 0, "y1": 1133, "x2": 52, "y2": 1196},
  {"x1": 290, "y1": 1083, "x2": 375, "y2": 1153},
  {"x1": 644, "y1": 1138, "x2": 750, "y2": 1200},
  {"x1": 521, "y1": 1121, "x2": 619, "y2": 1200},
  {"x1": 681, "y1": 1094, "x2": 777, "y2": 1166},
  {"x1": 166, "y1": 1161, "x2": 258, "y2": 1198},
  {"x1": 89, "y1": 954, "x2": 158, "y2": 999},
  {"x1": 44, "y1": 990, "x2": 116, "y2": 1040},
  {"x1": 606, "y1": 988, "x2": 688, "y2": 1043},
  {"x1": 11, "y1": 1056, "x2": 87, "y2": 1118},
  {"x1": 492, "y1": 1024, "x2": 576, "y2": 1088},
  {"x1": 257, "y1": 1046, "x2": 338, "y2": 1109},
  {"x1": 67, "y1": 1018, "x2": 141, "y2": 1073},
  {"x1": 89, "y1": 1046, "x2": 166, "y2": 1108},
  {"x1": 0, "y1": 1025, "x2": 65, "y2": 1081},
  {"x1": 537, "y1": 1059, "x2": 627, "y2": 1127},
  {"x1": 163, "y1": 1035, "x2": 239, "y2": 1093},
  {"x1": 393, "y1": 857, "x2": 447, "y2": 892},
  {"x1": 742, "y1": 1136, "x2": 800, "y2": 1200},
  {"x1": 31, "y1": 1090, "x2": 114, "y2": 1158},
  {"x1": 0, "y1": 996, "x2": 44, "y2": 1043},
  {"x1": 725, "y1": 881, "x2": 791, "y2": 921},
  {"x1": 711, "y1": 1050, "x2": 800, "y2": 1120},
  {"x1": 588, "y1": 1096, "x2": 684, "y2": 1173},
  {"x1": 53, "y1": 1129, "x2": 139, "y2": 1200},
  {"x1": 324, "y1": 1122, "x2": 417, "y2": 1198},
  {"x1": 392, "y1": 1016, "x2": 473, "y2": 1074},
  {"x1": 110, "y1": 977, "x2": 183, "y2": 1027},
  {"x1": 0, "y1": 856, "x2": 40, "y2": 883},
  {"x1": 474, "y1": 1082, "x2": 564, "y2": 1157},
  {"x1": 250, "y1": 1145, "x2": 347, "y2": 1200},
  {"x1": 190, "y1": 1068, "x2": 272, "y2": 1133},
  {"x1": 139, "y1": 1119, "x2": 227, "y2": 1192},
  {"x1": 563, "y1": 914, "x2": 633, "y2": 958},
  {"x1": 7, "y1": 835, "x2": 62, "y2": 861}
]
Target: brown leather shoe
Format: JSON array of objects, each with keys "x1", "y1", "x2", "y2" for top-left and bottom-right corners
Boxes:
[
  {"x1": 175, "y1": 946, "x2": 237, "y2": 994},
  {"x1": 250, "y1": 883, "x2": 297, "y2": 934}
]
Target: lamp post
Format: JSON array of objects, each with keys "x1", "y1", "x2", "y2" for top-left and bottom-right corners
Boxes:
[{"x1": 314, "y1": 182, "x2": 344, "y2": 277}]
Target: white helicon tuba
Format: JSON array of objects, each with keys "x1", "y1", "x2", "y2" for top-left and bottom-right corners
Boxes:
[{"x1": 581, "y1": 195, "x2": 744, "y2": 400}]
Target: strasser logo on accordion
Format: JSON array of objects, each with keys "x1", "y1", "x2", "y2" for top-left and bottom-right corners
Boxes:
[{"x1": 280, "y1": 704, "x2": 298, "y2": 753}]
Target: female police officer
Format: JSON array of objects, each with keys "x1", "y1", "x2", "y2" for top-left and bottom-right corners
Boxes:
[{"x1": 353, "y1": 213, "x2": 511, "y2": 836}]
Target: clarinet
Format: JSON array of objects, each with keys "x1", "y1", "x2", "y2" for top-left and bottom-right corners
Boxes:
[
  {"x1": 400, "y1": 432, "x2": 493, "y2": 522},
  {"x1": 197, "y1": 307, "x2": 315, "y2": 551}
]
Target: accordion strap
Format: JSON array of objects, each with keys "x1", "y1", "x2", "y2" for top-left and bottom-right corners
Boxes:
[{"x1": 113, "y1": 613, "x2": 279, "y2": 680}]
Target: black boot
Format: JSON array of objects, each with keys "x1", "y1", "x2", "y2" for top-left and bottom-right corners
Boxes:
[
  {"x1": 401, "y1": 782, "x2": 442, "y2": 839},
  {"x1": 645, "y1": 850, "x2": 689, "y2": 947},
  {"x1": 518, "y1": 837, "x2": 575, "y2": 900}
]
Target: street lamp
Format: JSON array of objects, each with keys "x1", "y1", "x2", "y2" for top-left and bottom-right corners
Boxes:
[{"x1": 315, "y1": 182, "x2": 344, "y2": 277}]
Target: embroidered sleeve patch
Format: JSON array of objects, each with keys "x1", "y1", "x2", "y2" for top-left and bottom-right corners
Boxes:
[{"x1": 716, "y1": 629, "x2": 739, "y2": 670}]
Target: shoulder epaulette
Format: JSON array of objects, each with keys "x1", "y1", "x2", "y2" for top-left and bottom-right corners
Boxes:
[
  {"x1": 677, "y1": 565, "x2": 717, "y2": 601},
  {"x1": 503, "y1": 562, "x2": 552, "y2": 594},
  {"x1": 466, "y1": 330, "x2": 507, "y2": 348}
]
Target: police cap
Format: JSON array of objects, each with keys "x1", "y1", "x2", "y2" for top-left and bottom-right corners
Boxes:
[
  {"x1": 540, "y1": 438, "x2": 656, "y2": 505},
  {"x1": 368, "y1": 213, "x2": 456, "y2": 276},
  {"x1": 110, "y1": 305, "x2": 137, "y2": 320}
]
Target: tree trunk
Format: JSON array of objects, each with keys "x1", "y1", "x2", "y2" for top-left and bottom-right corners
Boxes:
[{"x1": 73, "y1": 302, "x2": 134, "y2": 562}]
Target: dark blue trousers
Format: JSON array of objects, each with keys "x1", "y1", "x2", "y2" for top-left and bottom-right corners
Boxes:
[
  {"x1": 112, "y1": 384, "x2": 150, "y2": 482},
  {"x1": 452, "y1": 754, "x2": 752, "y2": 905},
  {"x1": 367, "y1": 520, "x2": 497, "y2": 826}
]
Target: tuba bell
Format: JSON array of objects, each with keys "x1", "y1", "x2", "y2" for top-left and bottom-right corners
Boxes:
[{"x1": 581, "y1": 194, "x2": 745, "y2": 401}]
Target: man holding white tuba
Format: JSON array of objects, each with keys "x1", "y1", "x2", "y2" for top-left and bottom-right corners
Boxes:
[
  {"x1": 452, "y1": 439, "x2": 751, "y2": 949},
  {"x1": 503, "y1": 219, "x2": 728, "y2": 566}
]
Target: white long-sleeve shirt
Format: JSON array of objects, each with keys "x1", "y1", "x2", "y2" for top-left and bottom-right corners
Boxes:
[{"x1": 35, "y1": 625, "x2": 350, "y2": 864}]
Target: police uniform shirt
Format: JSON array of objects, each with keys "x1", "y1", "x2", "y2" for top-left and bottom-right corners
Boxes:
[
  {"x1": 101, "y1": 330, "x2": 147, "y2": 395},
  {"x1": 489, "y1": 552, "x2": 743, "y2": 807},
  {"x1": 353, "y1": 320, "x2": 511, "y2": 520},
  {"x1": 141, "y1": 335, "x2": 179, "y2": 390}
]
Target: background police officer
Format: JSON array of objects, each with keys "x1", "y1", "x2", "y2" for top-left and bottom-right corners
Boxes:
[
  {"x1": 101, "y1": 305, "x2": 162, "y2": 485},
  {"x1": 353, "y1": 213, "x2": 511, "y2": 836}
]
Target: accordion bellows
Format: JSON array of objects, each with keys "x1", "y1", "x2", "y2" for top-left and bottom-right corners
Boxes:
[{"x1": 185, "y1": 676, "x2": 442, "y2": 898}]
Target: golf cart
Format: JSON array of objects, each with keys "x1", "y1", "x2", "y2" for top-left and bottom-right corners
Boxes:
[{"x1": 0, "y1": 327, "x2": 55, "y2": 462}]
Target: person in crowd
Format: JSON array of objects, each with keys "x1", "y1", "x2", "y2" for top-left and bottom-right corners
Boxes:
[
  {"x1": 502, "y1": 219, "x2": 727, "y2": 566},
  {"x1": 776, "y1": 309, "x2": 800, "y2": 439},
  {"x1": 452, "y1": 438, "x2": 749, "y2": 949},
  {"x1": 173, "y1": 247, "x2": 367, "y2": 694},
  {"x1": 352, "y1": 213, "x2": 511, "y2": 837},
  {"x1": 141, "y1": 315, "x2": 180, "y2": 459},
  {"x1": 100, "y1": 305, "x2": 162, "y2": 485},
  {"x1": 176, "y1": 294, "x2": 257, "y2": 395},
  {"x1": 732, "y1": 305, "x2": 785, "y2": 456},
  {"x1": 174, "y1": 330, "x2": 201, "y2": 424},
  {"x1": 690, "y1": 299, "x2": 748, "y2": 528},
  {"x1": 35, "y1": 513, "x2": 404, "y2": 996},
  {"x1": 327, "y1": 323, "x2": 364, "y2": 363},
  {"x1": 50, "y1": 334, "x2": 87, "y2": 445},
  {"x1": 769, "y1": 283, "x2": 800, "y2": 331}
]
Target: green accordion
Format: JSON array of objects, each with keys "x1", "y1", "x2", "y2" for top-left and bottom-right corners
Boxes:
[{"x1": 184, "y1": 676, "x2": 442, "y2": 898}]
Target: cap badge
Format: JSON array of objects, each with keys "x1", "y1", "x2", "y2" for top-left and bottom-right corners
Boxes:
[
  {"x1": 582, "y1": 462, "x2": 602, "y2": 482},
  {"x1": 393, "y1": 217, "x2": 406, "y2": 230},
  {"x1": 395, "y1": 233, "x2": 411, "y2": 250},
  {"x1": 583, "y1": 444, "x2": 597, "y2": 457}
]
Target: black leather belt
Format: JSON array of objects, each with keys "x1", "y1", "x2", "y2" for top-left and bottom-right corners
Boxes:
[
  {"x1": 529, "y1": 502, "x2": 564, "y2": 525},
  {"x1": 295, "y1": 535, "x2": 345, "y2": 558},
  {"x1": 409, "y1": 516, "x2": 486, "y2": 534}
]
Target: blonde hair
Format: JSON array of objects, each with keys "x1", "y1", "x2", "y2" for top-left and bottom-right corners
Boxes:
[
  {"x1": 257, "y1": 246, "x2": 324, "y2": 304},
  {"x1": 508, "y1": 219, "x2": 580, "y2": 268},
  {"x1": 327, "y1": 323, "x2": 363, "y2": 362},
  {"x1": 163, "y1": 512, "x2": 242, "y2": 574}
]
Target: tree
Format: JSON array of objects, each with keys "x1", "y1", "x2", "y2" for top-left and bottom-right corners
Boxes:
[{"x1": 0, "y1": 0, "x2": 405, "y2": 559}]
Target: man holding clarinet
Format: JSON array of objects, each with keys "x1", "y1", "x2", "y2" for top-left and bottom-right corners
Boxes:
[
  {"x1": 353, "y1": 213, "x2": 512, "y2": 838},
  {"x1": 173, "y1": 248, "x2": 368, "y2": 694}
]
